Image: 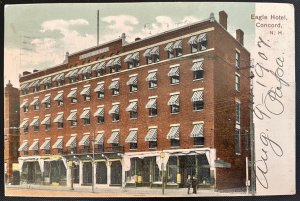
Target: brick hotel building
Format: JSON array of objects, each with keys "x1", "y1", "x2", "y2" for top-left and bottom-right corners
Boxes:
[{"x1": 18, "y1": 11, "x2": 250, "y2": 190}]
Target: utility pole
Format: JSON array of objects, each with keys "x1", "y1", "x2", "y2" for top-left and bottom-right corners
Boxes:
[
  {"x1": 92, "y1": 130, "x2": 95, "y2": 193},
  {"x1": 97, "y1": 10, "x2": 99, "y2": 46}
]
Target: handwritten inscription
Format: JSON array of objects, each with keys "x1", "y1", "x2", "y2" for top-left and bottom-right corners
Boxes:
[{"x1": 253, "y1": 36, "x2": 289, "y2": 189}]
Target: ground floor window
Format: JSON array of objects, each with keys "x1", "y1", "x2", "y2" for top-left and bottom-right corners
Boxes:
[
  {"x1": 167, "y1": 157, "x2": 178, "y2": 184},
  {"x1": 96, "y1": 162, "x2": 107, "y2": 184},
  {"x1": 111, "y1": 161, "x2": 122, "y2": 185},
  {"x1": 153, "y1": 163, "x2": 162, "y2": 182},
  {"x1": 20, "y1": 161, "x2": 42, "y2": 184},
  {"x1": 82, "y1": 162, "x2": 92, "y2": 185},
  {"x1": 43, "y1": 160, "x2": 66, "y2": 184}
]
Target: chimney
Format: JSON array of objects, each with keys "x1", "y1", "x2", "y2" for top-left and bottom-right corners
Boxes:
[
  {"x1": 236, "y1": 29, "x2": 244, "y2": 45},
  {"x1": 22, "y1": 71, "x2": 31, "y2": 76},
  {"x1": 121, "y1": 33, "x2": 126, "y2": 45},
  {"x1": 135, "y1": 37, "x2": 141, "y2": 41},
  {"x1": 63, "y1": 51, "x2": 69, "y2": 64},
  {"x1": 219, "y1": 11, "x2": 228, "y2": 30},
  {"x1": 33, "y1": 69, "x2": 39, "y2": 73},
  {"x1": 6, "y1": 80, "x2": 12, "y2": 88}
]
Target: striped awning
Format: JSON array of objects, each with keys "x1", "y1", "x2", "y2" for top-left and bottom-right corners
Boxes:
[
  {"x1": 145, "y1": 72, "x2": 157, "y2": 81},
  {"x1": 124, "y1": 54, "x2": 133, "y2": 63},
  {"x1": 126, "y1": 101, "x2": 137, "y2": 112},
  {"x1": 20, "y1": 83, "x2": 29, "y2": 90},
  {"x1": 197, "y1": 33, "x2": 207, "y2": 42},
  {"x1": 94, "y1": 133, "x2": 104, "y2": 145},
  {"x1": 80, "y1": 110, "x2": 90, "y2": 119},
  {"x1": 40, "y1": 139, "x2": 51, "y2": 150},
  {"x1": 30, "y1": 98, "x2": 39, "y2": 106},
  {"x1": 20, "y1": 119, "x2": 29, "y2": 128},
  {"x1": 190, "y1": 123, "x2": 204, "y2": 137},
  {"x1": 188, "y1": 35, "x2": 198, "y2": 45},
  {"x1": 109, "y1": 104, "x2": 119, "y2": 114},
  {"x1": 18, "y1": 141, "x2": 28, "y2": 151},
  {"x1": 107, "y1": 131, "x2": 119, "y2": 144},
  {"x1": 67, "y1": 89, "x2": 77, "y2": 98},
  {"x1": 41, "y1": 116, "x2": 51, "y2": 125},
  {"x1": 66, "y1": 136, "x2": 77, "y2": 148},
  {"x1": 71, "y1": 69, "x2": 79, "y2": 78},
  {"x1": 29, "y1": 80, "x2": 40, "y2": 88},
  {"x1": 41, "y1": 95, "x2": 51, "y2": 104},
  {"x1": 53, "y1": 113, "x2": 64, "y2": 123},
  {"x1": 92, "y1": 62, "x2": 106, "y2": 71},
  {"x1": 79, "y1": 135, "x2": 90, "y2": 146},
  {"x1": 166, "y1": 126, "x2": 180, "y2": 140},
  {"x1": 82, "y1": 65, "x2": 92, "y2": 74},
  {"x1": 126, "y1": 76, "x2": 137, "y2": 86},
  {"x1": 173, "y1": 40, "x2": 182, "y2": 49},
  {"x1": 20, "y1": 100, "x2": 29, "y2": 108},
  {"x1": 132, "y1": 52, "x2": 139, "y2": 61},
  {"x1": 65, "y1": 70, "x2": 74, "y2": 78},
  {"x1": 94, "y1": 83, "x2": 104, "y2": 92},
  {"x1": 54, "y1": 92, "x2": 63, "y2": 101},
  {"x1": 77, "y1": 66, "x2": 86, "y2": 75},
  {"x1": 192, "y1": 61, "x2": 204, "y2": 71},
  {"x1": 52, "y1": 73, "x2": 64, "y2": 81},
  {"x1": 52, "y1": 138, "x2": 63, "y2": 149},
  {"x1": 29, "y1": 118, "x2": 39, "y2": 127},
  {"x1": 145, "y1": 98, "x2": 157, "y2": 109},
  {"x1": 168, "y1": 67, "x2": 179, "y2": 77},
  {"x1": 40, "y1": 77, "x2": 51, "y2": 85},
  {"x1": 67, "y1": 111, "x2": 77, "y2": 121},
  {"x1": 80, "y1": 86, "x2": 90, "y2": 96},
  {"x1": 113, "y1": 57, "x2": 121, "y2": 66},
  {"x1": 167, "y1": 95, "x2": 179, "y2": 106},
  {"x1": 191, "y1": 90, "x2": 204, "y2": 102},
  {"x1": 125, "y1": 130, "x2": 138, "y2": 143},
  {"x1": 29, "y1": 140, "x2": 39, "y2": 151},
  {"x1": 164, "y1": 42, "x2": 174, "y2": 52},
  {"x1": 145, "y1": 128, "x2": 157, "y2": 142},
  {"x1": 109, "y1": 80, "x2": 119, "y2": 90},
  {"x1": 143, "y1": 48, "x2": 151, "y2": 57},
  {"x1": 150, "y1": 46, "x2": 159, "y2": 56},
  {"x1": 94, "y1": 107, "x2": 104, "y2": 117},
  {"x1": 106, "y1": 59, "x2": 114, "y2": 67}
]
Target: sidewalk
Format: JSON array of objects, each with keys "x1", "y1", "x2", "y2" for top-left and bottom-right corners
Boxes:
[{"x1": 5, "y1": 184, "x2": 250, "y2": 197}]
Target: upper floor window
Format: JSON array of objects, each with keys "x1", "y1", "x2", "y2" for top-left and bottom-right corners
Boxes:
[
  {"x1": 92, "y1": 61, "x2": 106, "y2": 77},
  {"x1": 41, "y1": 95, "x2": 51, "y2": 108},
  {"x1": 109, "y1": 104, "x2": 120, "y2": 122},
  {"x1": 146, "y1": 71, "x2": 157, "y2": 89},
  {"x1": 235, "y1": 74, "x2": 240, "y2": 91},
  {"x1": 52, "y1": 73, "x2": 65, "y2": 86},
  {"x1": 168, "y1": 94, "x2": 180, "y2": 114},
  {"x1": 40, "y1": 77, "x2": 52, "y2": 90},
  {"x1": 124, "y1": 52, "x2": 140, "y2": 69},
  {"x1": 235, "y1": 127, "x2": 241, "y2": 154},
  {"x1": 80, "y1": 86, "x2": 91, "y2": 101},
  {"x1": 30, "y1": 118, "x2": 40, "y2": 132},
  {"x1": 190, "y1": 123, "x2": 204, "y2": 146},
  {"x1": 236, "y1": 101, "x2": 241, "y2": 124},
  {"x1": 67, "y1": 111, "x2": 77, "y2": 127},
  {"x1": 107, "y1": 57, "x2": 121, "y2": 73},
  {"x1": 20, "y1": 100, "x2": 29, "y2": 112},
  {"x1": 20, "y1": 83, "x2": 29, "y2": 95},
  {"x1": 125, "y1": 130, "x2": 138, "y2": 150},
  {"x1": 127, "y1": 76, "x2": 138, "y2": 92},
  {"x1": 146, "y1": 98, "x2": 157, "y2": 116},
  {"x1": 192, "y1": 90, "x2": 204, "y2": 111},
  {"x1": 53, "y1": 113, "x2": 64, "y2": 128},
  {"x1": 145, "y1": 128, "x2": 157, "y2": 149},
  {"x1": 94, "y1": 107, "x2": 104, "y2": 123},
  {"x1": 94, "y1": 83, "x2": 105, "y2": 99},
  {"x1": 30, "y1": 98, "x2": 39, "y2": 111},
  {"x1": 235, "y1": 51, "x2": 240, "y2": 69},
  {"x1": 41, "y1": 116, "x2": 51, "y2": 131},
  {"x1": 65, "y1": 69, "x2": 78, "y2": 83},
  {"x1": 192, "y1": 59, "x2": 204, "y2": 80},
  {"x1": 54, "y1": 92, "x2": 64, "y2": 106},
  {"x1": 67, "y1": 89, "x2": 77, "y2": 103},
  {"x1": 168, "y1": 66, "x2": 180, "y2": 84},
  {"x1": 165, "y1": 40, "x2": 183, "y2": 59},
  {"x1": 80, "y1": 109, "x2": 90, "y2": 125},
  {"x1": 188, "y1": 33, "x2": 207, "y2": 53},
  {"x1": 20, "y1": 119, "x2": 29, "y2": 133},
  {"x1": 109, "y1": 80, "x2": 120, "y2": 96},
  {"x1": 126, "y1": 101, "x2": 138, "y2": 119},
  {"x1": 167, "y1": 126, "x2": 180, "y2": 147},
  {"x1": 144, "y1": 47, "x2": 159, "y2": 64}
]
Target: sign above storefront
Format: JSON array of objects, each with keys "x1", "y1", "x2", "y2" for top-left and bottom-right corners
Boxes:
[{"x1": 79, "y1": 47, "x2": 109, "y2": 60}]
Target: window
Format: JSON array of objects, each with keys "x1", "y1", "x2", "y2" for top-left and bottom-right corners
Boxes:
[
  {"x1": 58, "y1": 122, "x2": 63, "y2": 128},
  {"x1": 24, "y1": 151, "x2": 28, "y2": 156},
  {"x1": 235, "y1": 51, "x2": 240, "y2": 69},
  {"x1": 83, "y1": 118, "x2": 90, "y2": 125},
  {"x1": 108, "y1": 58, "x2": 121, "y2": 73},
  {"x1": 145, "y1": 128, "x2": 157, "y2": 148},
  {"x1": 54, "y1": 92, "x2": 64, "y2": 106},
  {"x1": 189, "y1": 33, "x2": 207, "y2": 53},
  {"x1": 126, "y1": 76, "x2": 138, "y2": 92},
  {"x1": 130, "y1": 111, "x2": 138, "y2": 119},
  {"x1": 167, "y1": 126, "x2": 180, "y2": 147},
  {"x1": 125, "y1": 52, "x2": 140, "y2": 69},
  {"x1": 34, "y1": 104, "x2": 39, "y2": 111},
  {"x1": 83, "y1": 73, "x2": 90, "y2": 80},
  {"x1": 168, "y1": 94, "x2": 179, "y2": 114},
  {"x1": 192, "y1": 90, "x2": 204, "y2": 111},
  {"x1": 109, "y1": 80, "x2": 119, "y2": 96},
  {"x1": 96, "y1": 69, "x2": 105, "y2": 77},
  {"x1": 45, "y1": 102, "x2": 51, "y2": 108},
  {"x1": 45, "y1": 149, "x2": 50, "y2": 155},
  {"x1": 165, "y1": 40, "x2": 182, "y2": 59},
  {"x1": 191, "y1": 123, "x2": 204, "y2": 146},
  {"x1": 168, "y1": 66, "x2": 180, "y2": 84},
  {"x1": 235, "y1": 128, "x2": 241, "y2": 154},
  {"x1": 34, "y1": 150, "x2": 39, "y2": 155},
  {"x1": 97, "y1": 91, "x2": 104, "y2": 99},
  {"x1": 146, "y1": 71, "x2": 157, "y2": 89},
  {"x1": 57, "y1": 80, "x2": 64, "y2": 86},
  {"x1": 24, "y1": 126, "x2": 29, "y2": 133},
  {"x1": 33, "y1": 86, "x2": 40, "y2": 92},
  {"x1": 192, "y1": 60, "x2": 204, "y2": 80},
  {"x1": 130, "y1": 143, "x2": 137, "y2": 150},
  {"x1": 45, "y1": 124, "x2": 50, "y2": 131},
  {"x1": 68, "y1": 89, "x2": 77, "y2": 103},
  {"x1": 80, "y1": 109, "x2": 90, "y2": 125},
  {"x1": 71, "y1": 97, "x2": 77, "y2": 103},
  {"x1": 42, "y1": 96, "x2": 51, "y2": 109},
  {"x1": 144, "y1": 47, "x2": 159, "y2": 64},
  {"x1": 34, "y1": 125, "x2": 39, "y2": 132},
  {"x1": 235, "y1": 74, "x2": 240, "y2": 91},
  {"x1": 95, "y1": 83, "x2": 105, "y2": 99},
  {"x1": 97, "y1": 116, "x2": 104, "y2": 123},
  {"x1": 71, "y1": 120, "x2": 77, "y2": 127},
  {"x1": 194, "y1": 137, "x2": 204, "y2": 145},
  {"x1": 109, "y1": 104, "x2": 120, "y2": 122},
  {"x1": 236, "y1": 101, "x2": 241, "y2": 124},
  {"x1": 112, "y1": 113, "x2": 119, "y2": 122},
  {"x1": 58, "y1": 148, "x2": 63, "y2": 155},
  {"x1": 69, "y1": 77, "x2": 77, "y2": 83},
  {"x1": 80, "y1": 86, "x2": 91, "y2": 101},
  {"x1": 58, "y1": 100, "x2": 63, "y2": 106},
  {"x1": 149, "y1": 141, "x2": 157, "y2": 149},
  {"x1": 171, "y1": 139, "x2": 180, "y2": 147},
  {"x1": 83, "y1": 145, "x2": 90, "y2": 153},
  {"x1": 24, "y1": 106, "x2": 29, "y2": 112},
  {"x1": 146, "y1": 98, "x2": 157, "y2": 116},
  {"x1": 44, "y1": 83, "x2": 51, "y2": 89}
]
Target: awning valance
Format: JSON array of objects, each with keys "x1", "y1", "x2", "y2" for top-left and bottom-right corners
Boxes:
[
  {"x1": 52, "y1": 138, "x2": 63, "y2": 149},
  {"x1": 94, "y1": 83, "x2": 104, "y2": 92},
  {"x1": 29, "y1": 140, "x2": 39, "y2": 151},
  {"x1": 80, "y1": 86, "x2": 90, "y2": 96},
  {"x1": 30, "y1": 98, "x2": 39, "y2": 106},
  {"x1": 150, "y1": 46, "x2": 159, "y2": 56},
  {"x1": 191, "y1": 90, "x2": 204, "y2": 102},
  {"x1": 173, "y1": 40, "x2": 182, "y2": 49},
  {"x1": 109, "y1": 105, "x2": 119, "y2": 114},
  {"x1": 79, "y1": 135, "x2": 90, "y2": 146},
  {"x1": 166, "y1": 126, "x2": 180, "y2": 140},
  {"x1": 145, "y1": 128, "x2": 157, "y2": 142},
  {"x1": 20, "y1": 100, "x2": 29, "y2": 108},
  {"x1": 168, "y1": 67, "x2": 179, "y2": 77},
  {"x1": 164, "y1": 42, "x2": 174, "y2": 52},
  {"x1": 18, "y1": 141, "x2": 28, "y2": 151},
  {"x1": 197, "y1": 33, "x2": 207, "y2": 42},
  {"x1": 167, "y1": 94, "x2": 179, "y2": 106},
  {"x1": 53, "y1": 113, "x2": 64, "y2": 123},
  {"x1": 107, "y1": 131, "x2": 119, "y2": 144},
  {"x1": 113, "y1": 57, "x2": 121, "y2": 66},
  {"x1": 188, "y1": 35, "x2": 198, "y2": 45},
  {"x1": 124, "y1": 54, "x2": 133, "y2": 63},
  {"x1": 94, "y1": 107, "x2": 104, "y2": 117},
  {"x1": 131, "y1": 52, "x2": 139, "y2": 61},
  {"x1": 109, "y1": 80, "x2": 119, "y2": 90},
  {"x1": 20, "y1": 119, "x2": 29, "y2": 128},
  {"x1": 145, "y1": 98, "x2": 157, "y2": 109},
  {"x1": 146, "y1": 72, "x2": 157, "y2": 81},
  {"x1": 192, "y1": 61, "x2": 204, "y2": 71},
  {"x1": 125, "y1": 130, "x2": 138, "y2": 143},
  {"x1": 80, "y1": 109, "x2": 90, "y2": 119},
  {"x1": 41, "y1": 96, "x2": 51, "y2": 104},
  {"x1": 126, "y1": 76, "x2": 137, "y2": 86},
  {"x1": 67, "y1": 89, "x2": 77, "y2": 98},
  {"x1": 40, "y1": 139, "x2": 51, "y2": 150},
  {"x1": 67, "y1": 111, "x2": 77, "y2": 121},
  {"x1": 54, "y1": 92, "x2": 63, "y2": 101},
  {"x1": 41, "y1": 116, "x2": 51, "y2": 125},
  {"x1": 143, "y1": 48, "x2": 151, "y2": 57},
  {"x1": 66, "y1": 136, "x2": 77, "y2": 148},
  {"x1": 30, "y1": 118, "x2": 39, "y2": 127},
  {"x1": 126, "y1": 101, "x2": 137, "y2": 112},
  {"x1": 190, "y1": 123, "x2": 204, "y2": 137},
  {"x1": 95, "y1": 133, "x2": 104, "y2": 145}
]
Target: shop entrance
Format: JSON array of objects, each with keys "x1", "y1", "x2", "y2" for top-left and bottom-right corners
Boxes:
[
  {"x1": 110, "y1": 161, "x2": 122, "y2": 185},
  {"x1": 27, "y1": 162, "x2": 35, "y2": 183},
  {"x1": 179, "y1": 156, "x2": 196, "y2": 187},
  {"x1": 82, "y1": 162, "x2": 92, "y2": 185},
  {"x1": 96, "y1": 162, "x2": 107, "y2": 184}
]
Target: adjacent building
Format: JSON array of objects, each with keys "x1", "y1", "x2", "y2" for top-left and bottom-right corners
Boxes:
[
  {"x1": 4, "y1": 81, "x2": 20, "y2": 184},
  {"x1": 18, "y1": 11, "x2": 250, "y2": 190}
]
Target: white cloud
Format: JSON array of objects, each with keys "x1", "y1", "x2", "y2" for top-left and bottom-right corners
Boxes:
[
  {"x1": 40, "y1": 19, "x2": 89, "y2": 33},
  {"x1": 101, "y1": 15, "x2": 139, "y2": 33}
]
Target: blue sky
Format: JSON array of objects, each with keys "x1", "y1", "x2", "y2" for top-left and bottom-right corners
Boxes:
[{"x1": 4, "y1": 2, "x2": 255, "y2": 87}]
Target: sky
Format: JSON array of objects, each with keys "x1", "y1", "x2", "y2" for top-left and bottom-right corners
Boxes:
[{"x1": 4, "y1": 2, "x2": 255, "y2": 87}]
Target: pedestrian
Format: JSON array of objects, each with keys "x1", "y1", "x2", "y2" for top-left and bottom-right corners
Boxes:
[
  {"x1": 191, "y1": 176, "x2": 198, "y2": 194},
  {"x1": 186, "y1": 175, "x2": 191, "y2": 194}
]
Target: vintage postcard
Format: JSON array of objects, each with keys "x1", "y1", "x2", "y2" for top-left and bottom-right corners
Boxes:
[{"x1": 3, "y1": 2, "x2": 295, "y2": 197}]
